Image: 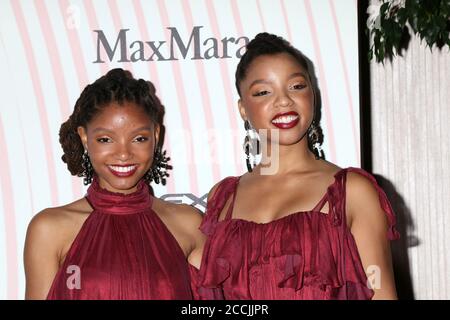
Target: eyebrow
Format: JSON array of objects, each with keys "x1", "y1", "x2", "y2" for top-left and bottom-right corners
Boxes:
[
  {"x1": 92, "y1": 126, "x2": 153, "y2": 134},
  {"x1": 289, "y1": 72, "x2": 308, "y2": 80},
  {"x1": 248, "y1": 72, "x2": 308, "y2": 89}
]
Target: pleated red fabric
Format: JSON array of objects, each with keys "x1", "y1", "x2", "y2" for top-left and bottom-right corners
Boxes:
[
  {"x1": 196, "y1": 167, "x2": 400, "y2": 300},
  {"x1": 47, "y1": 177, "x2": 193, "y2": 300}
]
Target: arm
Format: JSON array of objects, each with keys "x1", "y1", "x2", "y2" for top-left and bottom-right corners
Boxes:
[
  {"x1": 182, "y1": 205, "x2": 207, "y2": 269},
  {"x1": 184, "y1": 184, "x2": 225, "y2": 300},
  {"x1": 346, "y1": 172, "x2": 398, "y2": 300},
  {"x1": 24, "y1": 210, "x2": 61, "y2": 300},
  {"x1": 187, "y1": 179, "x2": 225, "y2": 266}
]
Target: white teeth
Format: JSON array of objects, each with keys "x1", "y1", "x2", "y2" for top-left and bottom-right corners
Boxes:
[
  {"x1": 108, "y1": 165, "x2": 136, "y2": 173},
  {"x1": 272, "y1": 115, "x2": 298, "y2": 124}
]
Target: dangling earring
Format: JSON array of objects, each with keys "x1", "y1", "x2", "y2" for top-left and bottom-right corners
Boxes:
[
  {"x1": 81, "y1": 149, "x2": 93, "y2": 185},
  {"x1": 145, "y1": 146, "x2": 173, "y2": 185},
  {"x1": 243, "y1": 120, "x2": 260, "y2": 172},
  {"x1": 307, "y1": 120, "x2": 325, "y2": 160}
]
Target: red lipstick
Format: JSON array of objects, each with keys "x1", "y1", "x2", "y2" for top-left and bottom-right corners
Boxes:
[
  {"x1": 107, "y1": 164, "x2": 138, "y2": 178},
  {"x1": 271, "y1": 111, "x2": 299, "y2": 129}
]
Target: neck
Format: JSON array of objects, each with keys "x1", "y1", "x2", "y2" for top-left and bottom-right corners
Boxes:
[
  {"x1": 87, "y1": 176, "x2": 152, "y2": 215},
  {"x1": 96, "y1": 176, "x2": 142, "y2": 195},
  {"x1": 256, "y1": 138, "x2": 319, "y2": 176}
]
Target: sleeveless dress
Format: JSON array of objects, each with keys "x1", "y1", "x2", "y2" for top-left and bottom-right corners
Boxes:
[
  {"x1": 196, "y1": 167, "x2": 400, "y2": 300},
  {"x1": 47, "y1": 177, "x2": 196, "y2": 299}
]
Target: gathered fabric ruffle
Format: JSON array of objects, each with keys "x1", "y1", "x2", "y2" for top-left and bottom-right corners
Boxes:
[
  {"x1": 199, "y1": 210, "x2": 373, "y2": 299},
  {"x1": 197, "y1": 168, "x2": 400, "y2": 300},
  {"x1": 189, "y1": 264, "x2": 224, "y2": 300},
  {"x1": 47, "y1": 177, "x2": 193, "y2": 300}
]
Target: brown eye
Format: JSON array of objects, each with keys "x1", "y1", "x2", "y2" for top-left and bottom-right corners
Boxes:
[
  {"x1": 134, "y1": 136, "x2": 149, "y2": 143},
  {"x1": 97, "y1": 137, "x2": 111, "y2": 143},
  {"x1": 292, "y1": 84, "x2": 307, "y2": 90},
  {"x1": 253, "y1": 90, "x2": 270, "y2": 97}
]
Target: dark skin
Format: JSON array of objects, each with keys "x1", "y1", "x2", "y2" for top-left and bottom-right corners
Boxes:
[
  {"x1": 24, "y1": 102, "x2": 206, "y2": 299},
  {"x1": 209, "y1": 53, "x2": 397, "y2": 299}
]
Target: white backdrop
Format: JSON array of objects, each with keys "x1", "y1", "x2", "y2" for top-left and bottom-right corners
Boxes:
[{"x1": 0, "y1": 0, "x2": 360, "y2": 299}]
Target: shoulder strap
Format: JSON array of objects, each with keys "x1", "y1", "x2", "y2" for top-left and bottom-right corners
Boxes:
[
  {"x1": 199, "y1": 176, "x2": 239, "y2": 235},
  {"x1": 323, "y1": 168, "x2": 348, "y2": 227},
  {"x1": 224, "y1": 182, "x2": 239, "y2": 220}
]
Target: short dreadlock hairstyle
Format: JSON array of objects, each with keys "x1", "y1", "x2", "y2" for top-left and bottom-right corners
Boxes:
[{"x1": 59, "y1": 68, "x2": 165, "y2": 176}]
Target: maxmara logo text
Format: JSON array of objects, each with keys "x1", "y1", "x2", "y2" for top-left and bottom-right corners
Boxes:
[{"x1": 93, "y1": 26, "x2": 249, "y2": 63}]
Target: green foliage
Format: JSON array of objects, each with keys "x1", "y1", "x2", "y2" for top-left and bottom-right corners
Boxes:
[{"x1": 367, "y1": 0, "x2": 450, "y2": 63}]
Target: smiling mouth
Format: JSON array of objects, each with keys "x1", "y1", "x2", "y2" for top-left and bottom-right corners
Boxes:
[
  {"x1": 107, "y1": 165, "x2": 138, "y2": 177},
  {"x1": 271, "y1": 111, "x2": 300, "y2": 129}
]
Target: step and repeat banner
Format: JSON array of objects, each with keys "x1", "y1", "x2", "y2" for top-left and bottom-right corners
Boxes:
[{"x1": 0, "y1": 0, "x2": 360, "y2": 299}]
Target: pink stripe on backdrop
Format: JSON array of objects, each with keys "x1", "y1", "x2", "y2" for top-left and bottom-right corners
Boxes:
[
  {"x1": 131, "y1": 0, "x2": 176, "y2": 193},
  {"x1": 230, "y1": 0, "x2": 244, "y2": 36},
  {"x1": 83, "y1": 0, "x2": 109, "y2": 75},
  {"x1": 180, "y1": 1, "x2": 221, "y2": 184},
  {"x1": 11, "y1": 0, "x2": 59, "y2": 206},
  {"x1": 59, "y1": 1, "x2": 90, "y2": 92},
  {"x1": 280, "y1": 0, "x2": 293, "y2": 42},
  {"x1": 19, "y1": 121, "x2": 36, "y2": 216},
  {"x1": 204, "y1": 0, "x2": 245, "y2": 175},
  {"x1": 229, "y1": 1, "x2": 248, "y2": 174},
  {"x1": 130, "y1": 0, "x2": 162, "y2": 95},
  {"x1": 108, "y1": 0, "x2": 134, "y2": 72},
  {"x1": 157, "y1": 0, "x2": 200, "y2": 195},
  {"x1": 34, "y1": 1, "x2": 71, "y2": 118},
  {"x1": 0, "y1": 18, "x2": 37, "y2": 217},
  {"x1": 34, "y1": 1, "x2": 83, "y2": 199},
  {"x1": 328, "y1": 0, "x2": 360, "y2": 163},
  {"x1": 256, "y1": 0, "x2": 267, "y2": 31},
  {"x1": 303, "y1": 0, "x2": 337, "y2": 162},
  {"x1": 0, "y1": 116, "x2": 18, "y2": 299},
  {"x1": 58, "y1": 0, "x2": 94, "y2": 196}
]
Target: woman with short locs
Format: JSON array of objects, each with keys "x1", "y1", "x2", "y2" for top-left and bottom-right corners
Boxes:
[
  {"x1": 24, "y1": 69, "x2": 208, "y2": 299},
  {"x1": 195, "y1": 33, "x2": 400, "y2": 300}
]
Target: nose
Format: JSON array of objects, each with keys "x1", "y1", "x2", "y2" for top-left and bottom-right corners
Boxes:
[
  {"x1": 115, "y1": 143, "x2": 133, "y2": 162},
  {"x1": 274, "y1": 90, "x2": 293, "y2": 108}
]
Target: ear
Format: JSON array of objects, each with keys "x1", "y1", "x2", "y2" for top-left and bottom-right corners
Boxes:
[
  {"x1": 238, "y1": 99, "x2": 247, "y2": 122},
  {"x1": 154, "y1": 124, "x2": 160, "y2": 147},
  {"x1": 77, "y1": 126, "x2": 88, "y2": 150},
  {"x1": 312, "y1": 87, "x2": 316, "y2": 110}
]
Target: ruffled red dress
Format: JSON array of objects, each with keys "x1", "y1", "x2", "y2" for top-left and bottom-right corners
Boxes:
[
  {"x1": 47, "y1": 177, "x2": 197, "y2": 299},
  {"x1": 196, "y1": 168, "x2": 400, "y2": 300}
]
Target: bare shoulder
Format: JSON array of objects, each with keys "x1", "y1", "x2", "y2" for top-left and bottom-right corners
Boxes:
[
  {"x1": 346, "y1": 170, "x2": 380, "y2": 203},
  {"x1": 26, "y1": 206, "x2": 69, "y2": 261},
  {"x1": 29, "y1": 204, "x2": 72, "y2": 237},
  {"x1": 28, "y1": 199, "x2": 92, "y2": 240},
  {"x1": 26, "y1": 199, "x2": 92, "y2": 254},
  {"x1": 151, "y1": 197, "x2": 205, "y2": 258},
  {"x1": 32, "y1": 198, "x2": 91, "y2": 227},
  {"x1": 345, "y1": 170, "x2": 387, "y2": 227},
  {"x1": 26, "y1": 207, "x2": 63, "y2": 244},
  {"x1": 152, "y1": 198, "x2": 203, "y2": 232},
  {"x1": 24, "y1": 198, "x2": 91, "y2": 299}
]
